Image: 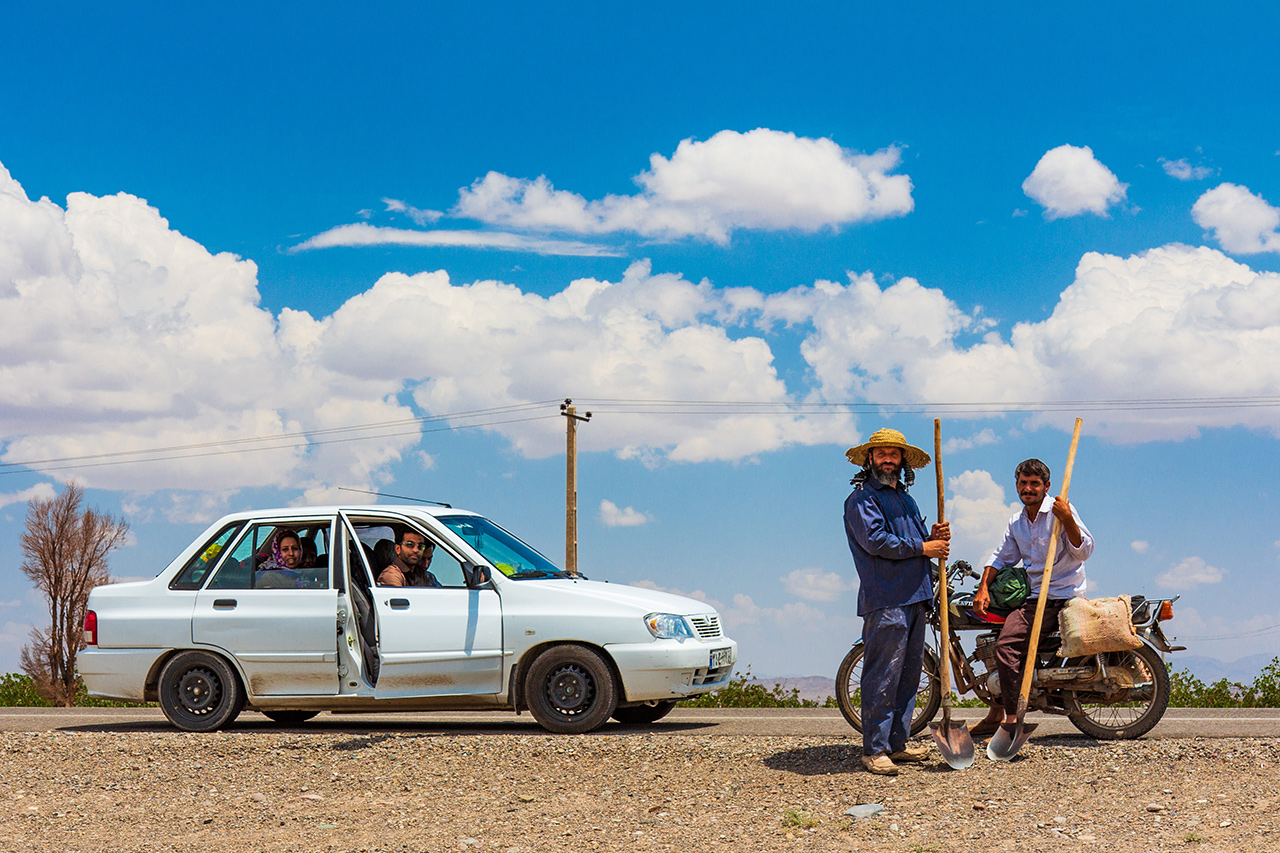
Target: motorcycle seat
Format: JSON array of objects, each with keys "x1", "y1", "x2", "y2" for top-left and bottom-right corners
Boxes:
[{"x1": 950, "y1": 592, "x2": 1014, "y2": 627}]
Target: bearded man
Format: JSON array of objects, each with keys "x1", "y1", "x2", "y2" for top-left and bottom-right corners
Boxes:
[{"x1": 844, "y1": 428, "x2": 950, "y2": 775}]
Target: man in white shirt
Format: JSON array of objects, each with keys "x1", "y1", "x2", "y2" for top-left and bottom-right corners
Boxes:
[{"x1": 970, "y1": 458, "x2": 1094, "y2": 737}]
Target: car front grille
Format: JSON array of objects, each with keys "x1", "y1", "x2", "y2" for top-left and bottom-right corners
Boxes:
[
  {"x1": 692, "y1": 664, "x2": 733, "y2": 686},
  {"x1": 688, "y1": 615, "x2": 722, "y2": 639}
]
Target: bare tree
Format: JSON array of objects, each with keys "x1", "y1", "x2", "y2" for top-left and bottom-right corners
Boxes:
[{"x1": 19, "y1": 484, "x2": 129, "y2": 706}]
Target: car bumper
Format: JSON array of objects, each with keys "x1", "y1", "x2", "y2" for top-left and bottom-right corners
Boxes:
[
  {"x1": 605, "y1": 638, "x2": 737, "y2": 702},
  {"x1": 80, "y1": 648, "x2": 168, "y2": 702}
]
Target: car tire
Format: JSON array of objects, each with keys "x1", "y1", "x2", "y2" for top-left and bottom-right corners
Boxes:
[
  {"x1": 611, "y1": 700, "x2": 678, "y2": 725},
  {"x1": 524, "y1": 645, "x2": 617, "y2": 734},
  {"x1": 158, "y1": 650, "x2": 245, "y2": 732},
  {"x1": 261, "y1": 710, "x2": 319, "y2": 725}
]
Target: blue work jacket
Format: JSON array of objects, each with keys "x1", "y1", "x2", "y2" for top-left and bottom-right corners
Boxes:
[{"x1": 844, "y1": 478, "x2": 932, "y2": 616}]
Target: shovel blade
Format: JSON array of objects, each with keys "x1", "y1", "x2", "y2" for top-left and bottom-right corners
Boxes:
[
  {"x1": 986, "y1": 721, "x2": 1038, "y2": 762},
  {"x1": 929, "y1": 720, "x2": 975, "y2": 770}
]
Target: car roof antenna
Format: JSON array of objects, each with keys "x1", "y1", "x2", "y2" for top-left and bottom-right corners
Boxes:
[{"x1": 338, "y1": 487, "x2": 452, "y2": 508}]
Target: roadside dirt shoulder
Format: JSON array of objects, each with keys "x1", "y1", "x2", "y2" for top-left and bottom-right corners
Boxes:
[{"x1": 3, "y1": 731, "x2": 1276, "y2": 852}]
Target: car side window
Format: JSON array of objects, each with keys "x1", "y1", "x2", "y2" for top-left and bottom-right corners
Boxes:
[
  {"x1": 351, "y1": 519, "x2": 468, "y2": 589},
  {"x1": 170, "y1": 523, "x2": 242, "y2": 590},
  {"x1": 206, "y1": 521, "x2": 332, "y2": 590},
  {"x1": 423, "y1": 547, "x2": 467, "y2": 589}
]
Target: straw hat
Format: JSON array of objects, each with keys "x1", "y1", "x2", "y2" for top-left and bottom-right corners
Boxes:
[{"x1": 845, "y1": 427, "x2": 931, "y2": 469}]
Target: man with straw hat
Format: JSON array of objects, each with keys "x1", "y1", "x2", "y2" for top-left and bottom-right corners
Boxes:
[{"x1": 844, "y1": 427, "x2": 951, "y2": 775}]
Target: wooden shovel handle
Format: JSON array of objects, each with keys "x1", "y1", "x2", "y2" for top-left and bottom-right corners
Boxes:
[
  {"x1": 1016, "y1": 417, "x2": 1083, "y2": 707},
  {"x1": 934, "y1": 419, "x2": 953, "y2": 704}
]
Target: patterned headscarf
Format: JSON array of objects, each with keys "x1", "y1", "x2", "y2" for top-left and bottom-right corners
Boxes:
[{"x1": 258, "y1": 528, "x2": 301, "y2": 572}]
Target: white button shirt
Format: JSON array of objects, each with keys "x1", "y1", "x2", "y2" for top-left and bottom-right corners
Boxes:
[{"x1": 986, "y1": 496, "x2": 1094, "y2": 598}]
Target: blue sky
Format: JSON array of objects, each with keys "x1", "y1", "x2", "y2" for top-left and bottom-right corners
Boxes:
[{"x1": 3, "y1": 3, "x2": 1280, "y2": 680}]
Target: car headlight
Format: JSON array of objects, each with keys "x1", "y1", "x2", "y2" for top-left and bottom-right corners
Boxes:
[{"x1": 644, "y1": 613, "x2": 695, "y2": 640}]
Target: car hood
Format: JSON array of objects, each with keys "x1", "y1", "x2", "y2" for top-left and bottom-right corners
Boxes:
[{"x1": 516, "y1": 578, "x2": 717, "y2": 616}]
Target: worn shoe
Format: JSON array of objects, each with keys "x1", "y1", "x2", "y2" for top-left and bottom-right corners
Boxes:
[
  {"x1": 861, "y1": 754, "x2": 899, "y2": 776},
  {"x1": 888, "y1": 743, "x2": 931, "y2": 763},
  {"x1": 969, "y1": 719, "x2": 1002, "y2": 738}
]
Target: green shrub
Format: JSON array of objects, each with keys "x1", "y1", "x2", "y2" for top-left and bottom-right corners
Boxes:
[
  {"x1": 0, "y1": 673, "x2": 50, "y2": 706},
  {"x1": 0, "y1": 673, "x2": 150, "y2": 708},
  {"x1": 682, "y1": 668, "x2": 830, "y2": 708},
  {"x1": 1167, "y1": 657, "x2": 1280, "y2": 708}
]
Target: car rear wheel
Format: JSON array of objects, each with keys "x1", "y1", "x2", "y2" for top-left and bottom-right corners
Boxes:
[
  {"x1": 612, "y1": 700, "x2": 678, "y2": 725},
  {"x1": 261, "y1": 710, "x2": 319, "y2": 725},
  {"x1": 158, "y1": 650, "x2": 245, "y2": 732},
  {"x1": 524, "y1": 645, "x2": 617, "y2": 734}
]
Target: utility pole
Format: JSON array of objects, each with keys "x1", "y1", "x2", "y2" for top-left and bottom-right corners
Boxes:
[{"x1": 561, "y1": 399, "x2": 592, "y2": 577}]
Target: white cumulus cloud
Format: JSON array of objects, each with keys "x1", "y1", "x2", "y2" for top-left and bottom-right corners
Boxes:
[
  {"x1": 781, "y1": 243, "x2": 1280, "y2": 443},
  {"x1": 1131, "y1": 540, "x2": 1150, "y2": 554},
  {"x1": 1191, "y1": 183, "x2": 1280, "y2": 254},
  {"x1": 942, "y1": 428, "x2": 998, "y2": 455},
  {"x1": 451, "y1": 128, "x2": 914, "y2": 244},
  {"x1": 1159, "y1": 157, "x2": 1214, "y2": 181},
  {"x1": 1156, "y1": 556, "x2": 1225, "y2": 590},
  {"x1": 945, "y1": 470, "x2": 1020, "y2": 567},
  {"x1": 781, "y1": 567, "x2": 853, "y2": 602},
  {"x1": 319, "y1": 259, "x2": 853, "y2": 462},
  {"x1": 599, "y1": 499, "x2": 652, "y2": 528},
  {"x1": 0, "y1": 483, "x2": 57, "y2": 510},
  {"x1": 1022, "y1": 144, "x2": 1128, "y2": 218},
  {"x1": 293, "y1": 222, "x2": 620, "y2": 256}
]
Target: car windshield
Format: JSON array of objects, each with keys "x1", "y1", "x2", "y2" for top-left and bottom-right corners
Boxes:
[{"x1": 438, "y1": 515, "x2": 571, "y2": 580}]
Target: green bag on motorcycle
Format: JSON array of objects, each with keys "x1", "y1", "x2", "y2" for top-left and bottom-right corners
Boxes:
[{"x1": 989, "y1": 565, "x2": 1030, "y2": 610}]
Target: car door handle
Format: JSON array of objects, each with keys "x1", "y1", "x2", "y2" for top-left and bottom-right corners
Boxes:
[
  {"x1": 389, "y1": 598, "x2": 410, "y2": 609},
  {"x1": 213, "y1": 599, "x2": 237, "y2": 608}
]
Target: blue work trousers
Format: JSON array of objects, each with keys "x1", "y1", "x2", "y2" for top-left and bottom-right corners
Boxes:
[{"x1": 860, "y1": 601, "x2": 928, "y2": 756}]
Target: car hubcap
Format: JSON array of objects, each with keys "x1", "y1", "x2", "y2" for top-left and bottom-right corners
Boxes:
[
  {"x1": 178, "y1": 668, "x2": 220, "y2": 714},
  {"x1": 546, "y1": 665, "x2": 594, "y2": 715}
]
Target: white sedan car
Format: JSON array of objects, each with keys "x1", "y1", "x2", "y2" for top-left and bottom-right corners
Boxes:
[{"x1": 81, "y1": 505, "x2": 736, "y2": 733}]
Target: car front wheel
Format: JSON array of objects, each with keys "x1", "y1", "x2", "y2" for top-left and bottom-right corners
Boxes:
[
  {"x1": 524, "y1": 645, "x2": 617, "y2": 734},
  {"x1": 158, "y1": 651, "x2": 245, "y2": 732}
]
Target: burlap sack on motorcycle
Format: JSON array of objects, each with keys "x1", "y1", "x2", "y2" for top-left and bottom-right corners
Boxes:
[{"x1": 1057, "y1": 595, "x2": 1144, "y2": 658}]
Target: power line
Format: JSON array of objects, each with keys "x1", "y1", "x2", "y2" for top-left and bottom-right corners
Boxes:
[
  {"x1": 4, "y1": 392, "x2": 1278, "y2": 476},
  {"x1": 0, "y1": 413, "x2": 560, "y2": 476},
  {"x1": 1179, "y1": 623, "x2": 1280, "y2": 641},
  {"x1": 0, "y1": 401, "x2": 560, "y2": 471}
]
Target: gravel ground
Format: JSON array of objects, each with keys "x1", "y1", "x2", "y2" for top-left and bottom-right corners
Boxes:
[{"x1": 2, "y1": 731, "x2": 1276, "y2": 852}]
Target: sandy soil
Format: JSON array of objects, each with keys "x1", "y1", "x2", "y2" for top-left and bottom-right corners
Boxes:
[{"x1": 2, "y1": 730, "x2": 1276, "y2": 852}]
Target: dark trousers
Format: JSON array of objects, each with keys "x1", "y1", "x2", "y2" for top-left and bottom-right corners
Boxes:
[
  {"x1": 995, "y1": 598, "x2": 1067, "y2": 716},
  {"x1": 860, "y1": 601, "x2": 928, "y2": 756}
]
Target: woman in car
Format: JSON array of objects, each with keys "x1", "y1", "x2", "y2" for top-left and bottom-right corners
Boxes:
[{"x1": 256, "y1": 528, "x2": 309, "y2": 588}]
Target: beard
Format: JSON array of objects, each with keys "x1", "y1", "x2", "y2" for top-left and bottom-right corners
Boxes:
[{"x1": 872, "y1": 462, "x2": 903, "y2": 486}]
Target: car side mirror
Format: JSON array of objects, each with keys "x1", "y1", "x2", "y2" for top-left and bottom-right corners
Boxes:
[{"x1": 463, "y1": 561, "x2": 491, "y2": 589}]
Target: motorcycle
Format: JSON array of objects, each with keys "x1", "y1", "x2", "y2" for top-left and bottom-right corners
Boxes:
[{"x1": 835, "y1": 560, "x2": 1186, "y2": 740}]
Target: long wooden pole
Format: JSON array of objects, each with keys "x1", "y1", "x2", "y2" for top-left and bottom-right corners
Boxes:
[
  {"x1": 561, "y1": 400, "x2": 591, "y2": 576},
  {"x1": 934, "y1": 419, "x2": 954, "y2": 705}
]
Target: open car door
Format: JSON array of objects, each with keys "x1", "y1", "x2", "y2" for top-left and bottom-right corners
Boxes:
[{"x1": 339, "y1": 511, "x2": 504, "y2": 699}]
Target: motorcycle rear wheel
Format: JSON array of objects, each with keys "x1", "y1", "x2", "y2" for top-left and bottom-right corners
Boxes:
[
  {"x1": 835, "y1": 643, "x2": 941, "y2": 735},
  {"x1": 1065, "y1": 644, "x2": 1170, "y2": 740}
]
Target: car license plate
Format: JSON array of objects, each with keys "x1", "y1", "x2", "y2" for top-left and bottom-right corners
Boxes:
[{"x1": 709, "y1": 647, "x2": 733, "y2": 669}]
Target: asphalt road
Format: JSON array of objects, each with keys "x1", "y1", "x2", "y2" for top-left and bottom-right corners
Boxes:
[{"x1": 3, "y1": 706, "x2": 1279, "y2": 737}]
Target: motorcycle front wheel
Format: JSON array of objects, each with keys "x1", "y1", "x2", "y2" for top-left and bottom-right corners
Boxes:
[
  {"x1": 1065, "y1": 644, "x2": 1170, "y2": 739},
  {"x1": 835, "y1": 643, "x2": 941, "y2": 735}
]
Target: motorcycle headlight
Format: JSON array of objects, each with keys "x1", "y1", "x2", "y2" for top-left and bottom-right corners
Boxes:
[{"x1": 644, "y1": 613, "x2": 694, "y2": 640}]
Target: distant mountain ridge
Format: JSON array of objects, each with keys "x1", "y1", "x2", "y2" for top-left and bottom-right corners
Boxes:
[
  {"x1": 754, "y1": 653, "x2": 1278, "y2": 702},
  {"x1": 1167, "y1": 653, "x2": 1276, "y2": 684},
  {"x1": 749, "y1": 675, "x2": 837, "y2": 703}
]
